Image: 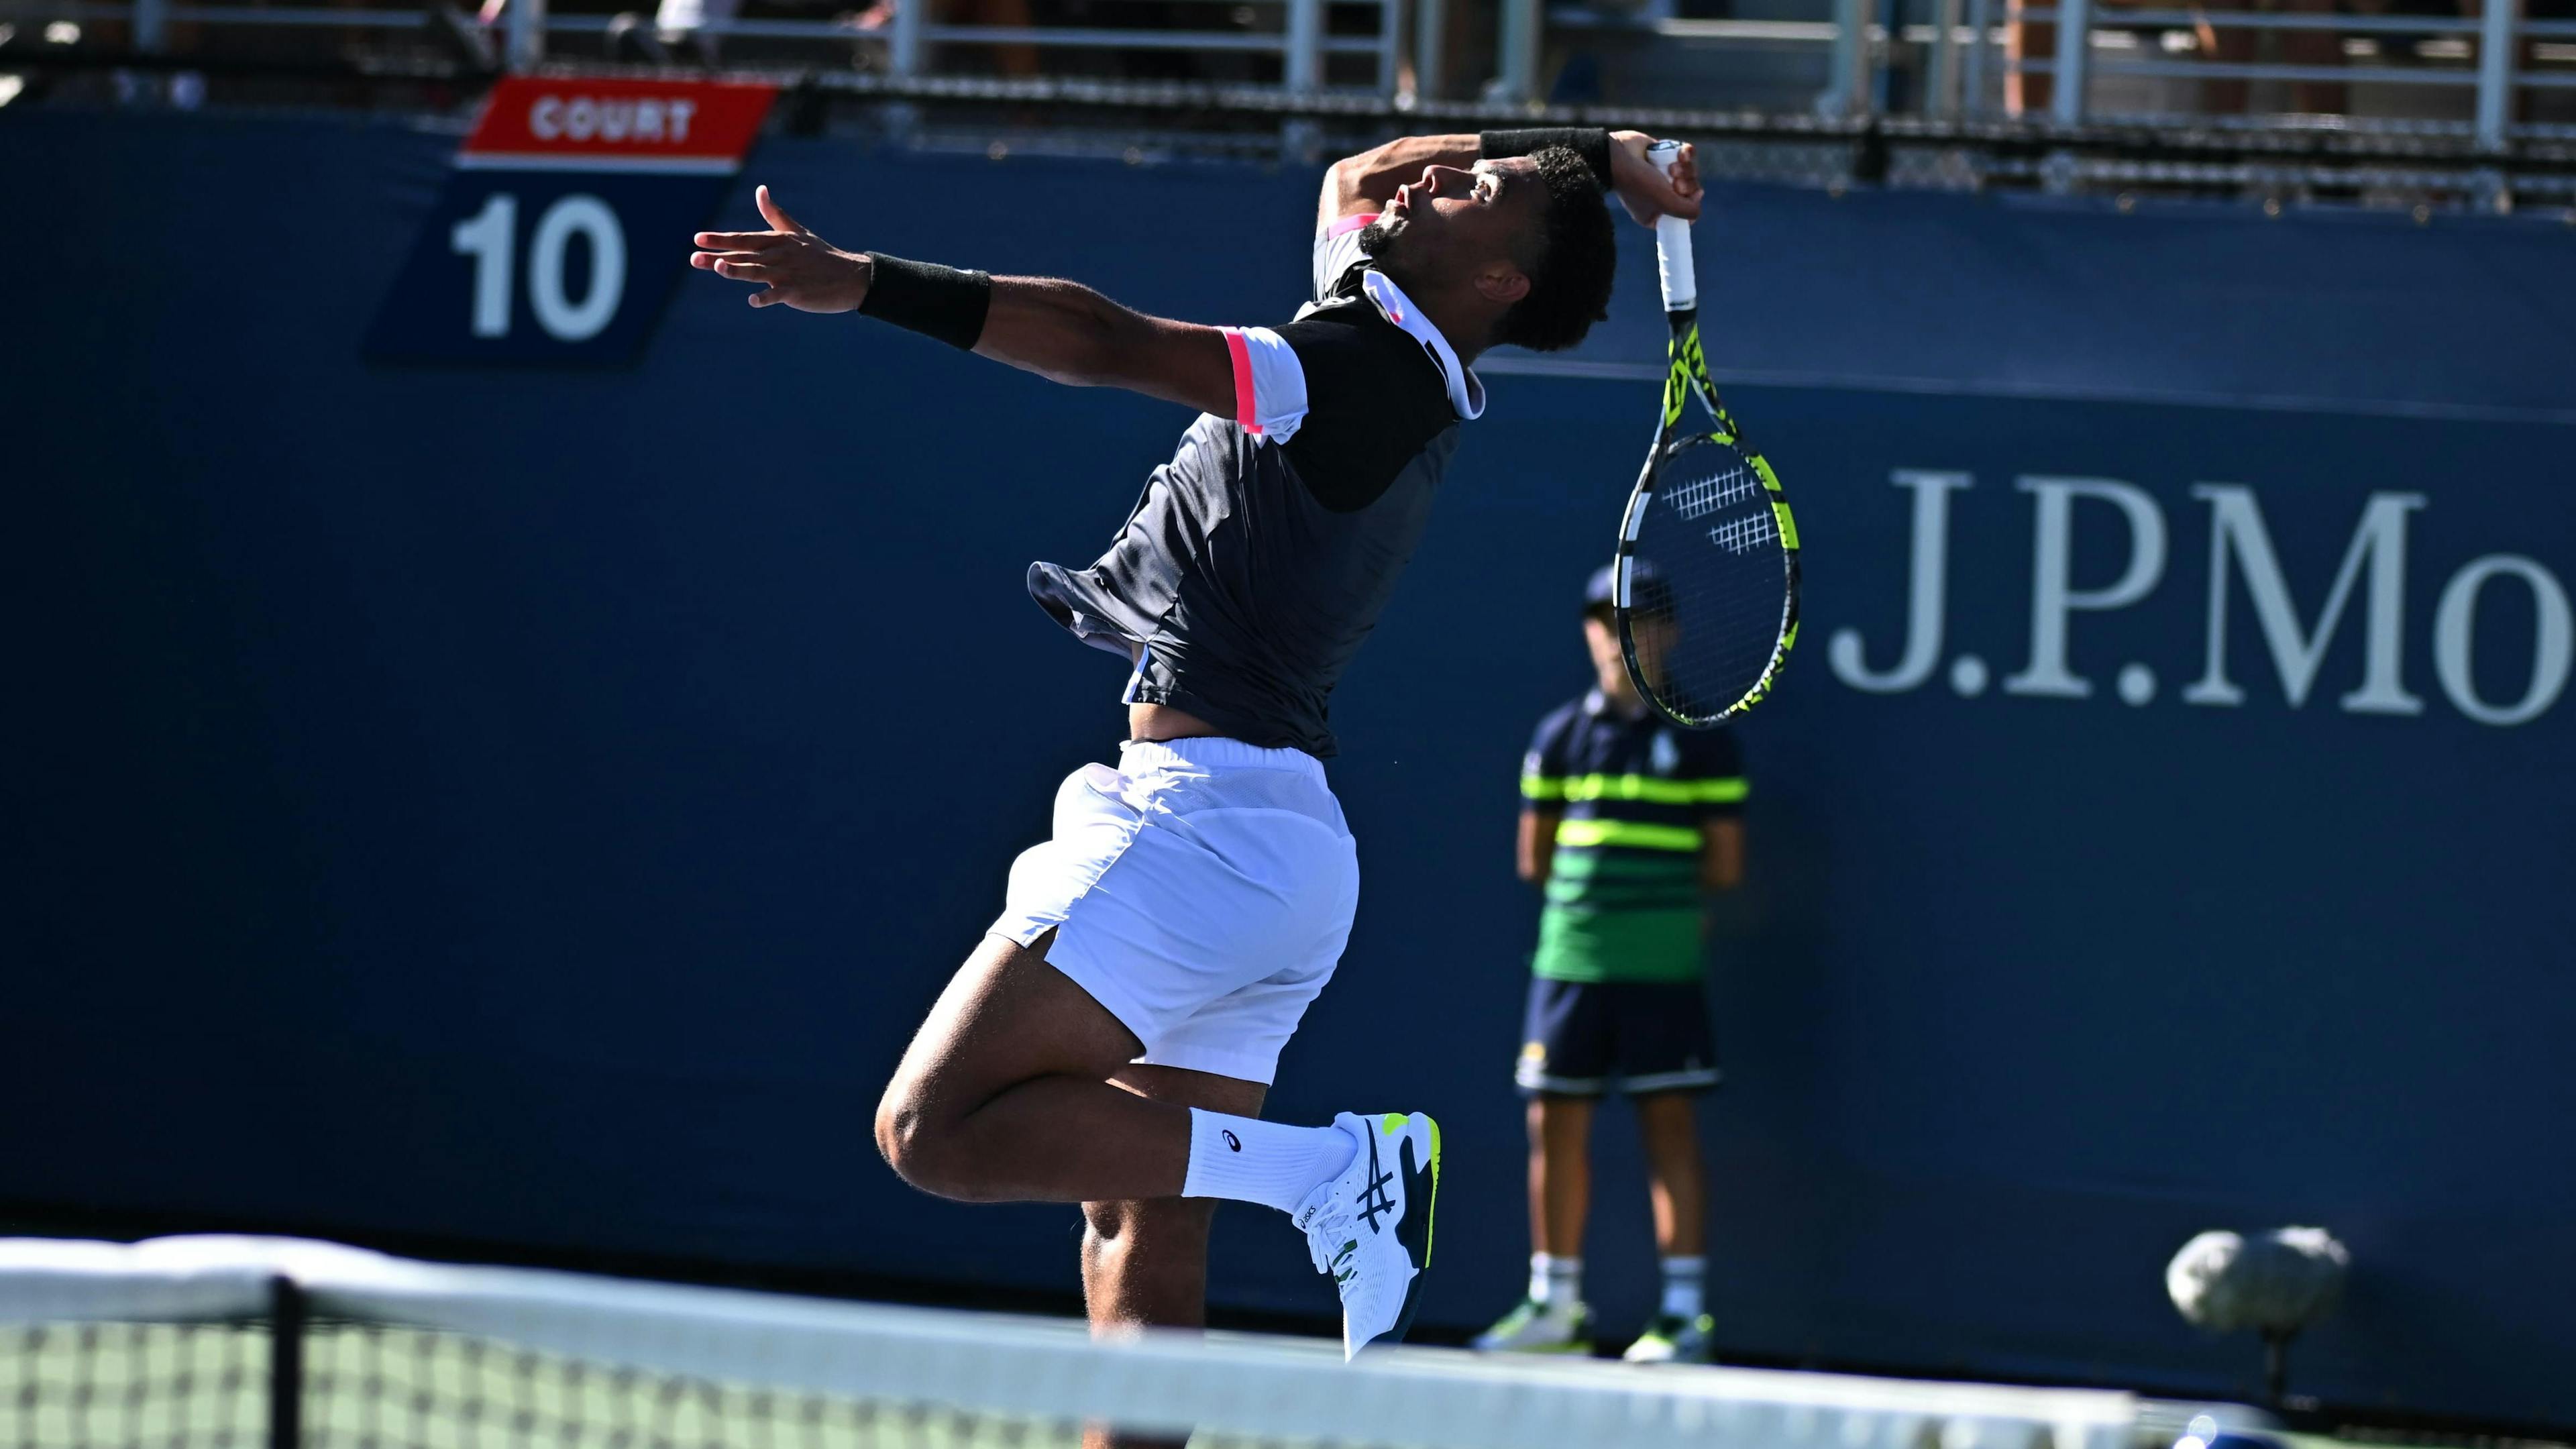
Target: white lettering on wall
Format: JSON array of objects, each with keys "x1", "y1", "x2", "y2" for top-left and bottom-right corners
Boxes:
[
  {"x1": 1827, "y1": 470, "x2": 1972, "y2": 694},
  {"x1": 2432, "y1": 555, "x2": 2573, "y2": 727},
  {"x1": 522, "y1": 95, "x2": 697, "y2": 146},
  {"x1": 2004, "y1": 476, "x2": 2166, "y2": 700},
  {"x1": 2183, "y1": 486, "x2": 2424, "y2": 714},
  {"x1": 1822, "y1": 472, "x2": 2563, "y2": 725}
]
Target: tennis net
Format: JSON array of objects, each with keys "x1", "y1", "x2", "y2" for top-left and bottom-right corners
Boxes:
[{"x1": 0, "y1": 1236, "x2": 2139, "y2": 1449}]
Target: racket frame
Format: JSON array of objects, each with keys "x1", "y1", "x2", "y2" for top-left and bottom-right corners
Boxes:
[{"x1": 1613, "y1": 145, "x2": 1802, "y2": 729}]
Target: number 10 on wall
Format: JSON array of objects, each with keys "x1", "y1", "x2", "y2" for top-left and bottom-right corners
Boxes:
[
  {"x1": 449, "y1": 192, "x2": 629, "y2": 343},
  {"x1": 367, "y1": 164, "x2": 748, "y2": 366}
]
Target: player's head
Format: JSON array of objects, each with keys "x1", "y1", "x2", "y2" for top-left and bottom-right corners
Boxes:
[
  {"x1": 1583, "y1": 562, "x2": 1673, "y2": 701},
  {"x1": 1357, "y1": 146, "x2": 1615, "y2": 354}
]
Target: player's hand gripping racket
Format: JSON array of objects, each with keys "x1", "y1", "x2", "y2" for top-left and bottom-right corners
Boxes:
[{"x1": 1613, "y1": 141, "x2": 1801, "y2": 729}]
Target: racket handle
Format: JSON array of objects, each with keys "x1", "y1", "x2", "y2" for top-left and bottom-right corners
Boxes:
[{"x1": 1646, "y1": 139, "x2": 1697, "y2": 313}]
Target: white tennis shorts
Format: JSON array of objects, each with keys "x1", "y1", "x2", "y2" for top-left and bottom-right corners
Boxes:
[{"x1": 989, "y1": 737, "x2": 1360, "y2": 1085}]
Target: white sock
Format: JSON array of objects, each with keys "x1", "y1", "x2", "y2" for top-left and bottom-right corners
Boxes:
[
  {"x1": 1179, "y1": 1109, "x2": 1354, "y2": 1215},
  {"x1": 1660, "y1": 1255, "x2": 1707, "y2": 1319},
  {"x1": 1529, "y1": 1253, "x2": 1582, "y2": 1308}
]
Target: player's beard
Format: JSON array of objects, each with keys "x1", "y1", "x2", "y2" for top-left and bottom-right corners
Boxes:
[{"x1": 1352, "y1": 217, "x2": 1428, "y2": 297}]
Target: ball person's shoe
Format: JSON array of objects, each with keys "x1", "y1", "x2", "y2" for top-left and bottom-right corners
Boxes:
[
  {"x1": 1621, "y1": 1311, "x2": 1717, "y2": 1364},
  {"x1": 1293, "y1": 1111, "x2": 1440, "y2": 1359},
  {"x1": 1470, "y1": 1297, "x2": 1594, "y2": 1354}
]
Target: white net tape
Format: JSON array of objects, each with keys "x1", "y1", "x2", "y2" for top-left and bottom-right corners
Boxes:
[{"x1": 0, "y1": 1237, "x2": 2139, "y2": 1449}]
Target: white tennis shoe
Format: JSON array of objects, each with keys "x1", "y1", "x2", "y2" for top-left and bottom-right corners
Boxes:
[{"x1": 1293, "y1": 1111, "x2": 1441, "y2": 1359}]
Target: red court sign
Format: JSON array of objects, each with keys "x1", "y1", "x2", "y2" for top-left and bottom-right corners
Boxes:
[{"x1": 462, "y1": 76, "x2": 777, "y2": 170}]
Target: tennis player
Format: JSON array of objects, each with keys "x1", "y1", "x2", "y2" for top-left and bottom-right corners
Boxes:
[
  {"x1": 688, "y1": 131, "x2": 1700, "y2": 1385},
  {"x1": 1472, "y1": 565, "x2": 1745, "y2": 1364}
]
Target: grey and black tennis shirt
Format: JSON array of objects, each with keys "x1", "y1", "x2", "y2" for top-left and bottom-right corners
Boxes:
[{"x1": 1026, "y1": 215, "x2": 1485, "y2": 759}]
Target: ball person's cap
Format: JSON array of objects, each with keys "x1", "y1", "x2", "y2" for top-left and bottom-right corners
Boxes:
[{"x1": 1585, "y1": 561, "x2": 1674, "y2": 619}]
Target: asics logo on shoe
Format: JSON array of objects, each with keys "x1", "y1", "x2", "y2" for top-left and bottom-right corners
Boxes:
[
  {"x1": 1356, "y1": 1135, "x2": 1399, "y2": 1234},
  {"x1": 1222, "y1": 1130, "x2": 1242, "y2": 1151}
]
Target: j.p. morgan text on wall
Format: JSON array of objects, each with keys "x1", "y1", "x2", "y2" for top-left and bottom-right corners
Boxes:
[{"x1": 1831, "y1": 474, "x2": 2570, "y2": 726}]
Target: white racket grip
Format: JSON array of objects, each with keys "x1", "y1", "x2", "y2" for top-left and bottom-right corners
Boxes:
[
  {"x1": 1646, "y1": 140, "x2": 1697, "y2": 311},
  {"x1": 1654, "y1": 215, "x2": 1696, "y2": 312}
]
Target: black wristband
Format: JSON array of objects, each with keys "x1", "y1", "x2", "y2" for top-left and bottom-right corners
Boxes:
[
  {"x1": 1479, "y1": 127, "x2": 1613, "y2": 190},
  {"x1": 859, "y1": 252, "x2": 993, "y2": 350}
]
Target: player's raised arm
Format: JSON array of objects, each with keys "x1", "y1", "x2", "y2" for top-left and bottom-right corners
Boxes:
[
  {"x1": 1319, "y1": 135, "x2": 1481, "y2": 232},
  {"x1": 690, "y1": 186, "x2": 1235, "y2": 419},
  {"x1": 1317, "y1": 130, "x2": 1706, "y2": 235}
]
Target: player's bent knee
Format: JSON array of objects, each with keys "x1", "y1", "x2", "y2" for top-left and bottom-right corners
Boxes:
[
  {"x1": 871, "y1": 1084, "x2": 923, "y2": 1180},
  {"x1": 873, "y1": 1080, "x2": 979, "y2": 1200}
]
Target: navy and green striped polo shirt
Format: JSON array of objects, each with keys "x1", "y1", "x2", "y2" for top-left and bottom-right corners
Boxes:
[{"x1": 1519, "y1": 689, "x2": 1746, "y2": 983}]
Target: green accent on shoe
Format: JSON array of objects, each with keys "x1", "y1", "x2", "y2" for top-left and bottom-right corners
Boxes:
[
  {"x1": 1473, "y1": 1297, "x2": 1593, "y2": 1354},
  {"x1": 1421, "y1": 1116, "x2": 1440, "y2": 1267},
  {"x1": 1624, "y1": 1312, "x2": 1717, "y2": 1364}
]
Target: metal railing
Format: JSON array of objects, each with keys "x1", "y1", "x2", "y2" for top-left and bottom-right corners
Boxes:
[
  {"x1": 2010, "y1": 1, "x2": 2561, "y2": 146},
  {"x1": 1479, "y1": 0, "x2": 2559, "y2": 146},
  {"x1": 20, "y1": 0, "x2": 2568, "y2": 148},
  {"x1": 74, "y1": 0, "x2": 1405, "y2": 95},
  {"x1": 883, "y1": 0, "x2": 1402, "y2": 92}
]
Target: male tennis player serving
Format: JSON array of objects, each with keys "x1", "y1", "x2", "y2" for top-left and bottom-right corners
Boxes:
[{"x1": 690, "y1": 131, "x2": 1699, "y2": 1377}]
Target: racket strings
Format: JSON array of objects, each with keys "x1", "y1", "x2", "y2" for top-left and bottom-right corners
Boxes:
[
  {"x1": 1709, "y1": 512, "x2": 1778, "y2": 555},
  {"x1": 1627, "y1": 437, "x2": 1789, "y2": 724},
  {"x1": 1665, "y1": 462, "x2": 1761, "y2": 521}
]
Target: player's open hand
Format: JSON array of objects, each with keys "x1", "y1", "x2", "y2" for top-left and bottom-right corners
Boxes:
[
  {"x1": 690, "y1": 185, "x2": 873, "y2": 313},
  {"x1": 1607, "y1": 133, "x2": 1702, "y2": 227}
]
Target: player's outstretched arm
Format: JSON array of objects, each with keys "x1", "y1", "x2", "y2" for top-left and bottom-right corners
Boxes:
[
  {"x1": 969, "y1": 277, "x2": 1233, "y2": 416},
  {"x1": 690, "y1": 186, "x2": 1234, "y2": 417}
]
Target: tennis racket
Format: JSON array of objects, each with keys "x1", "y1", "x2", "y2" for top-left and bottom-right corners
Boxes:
[{"x1": 1611, "y1": 140, "x2": 1801, "y2": 730}]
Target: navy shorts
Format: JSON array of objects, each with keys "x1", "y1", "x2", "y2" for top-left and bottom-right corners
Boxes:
[{"x1": 1515, "y1": 977, "x2": 1721, "y2": 1097}]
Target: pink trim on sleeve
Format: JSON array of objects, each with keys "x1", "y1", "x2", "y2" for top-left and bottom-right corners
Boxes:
[
  {"x1": 1324, "y1": 212, "x2": 1378, "y2": 238},
  {"x1": 1222, "y1": 327, "x2": 1263, "y2": 434}
]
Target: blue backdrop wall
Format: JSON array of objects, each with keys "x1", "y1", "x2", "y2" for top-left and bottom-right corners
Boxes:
[{"x1": 5, "y1": 109, "x2": 2573, "y2": 1424}]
